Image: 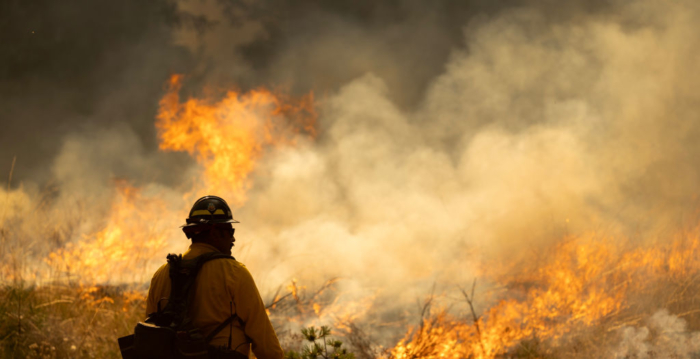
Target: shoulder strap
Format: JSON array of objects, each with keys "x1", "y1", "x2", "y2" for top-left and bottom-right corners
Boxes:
[
  {"x1": 205, "y1": 313, "x2": 246, "y2": 344},
  {"x1": 193, "y1": 254, "x2": 252, "y2": 346},
  {"x1": 193, "y1": 252, "x2": 236, "y2": 268},
  {"x1": 158, "y1": 252, "x2": 236, "y2": 328}
]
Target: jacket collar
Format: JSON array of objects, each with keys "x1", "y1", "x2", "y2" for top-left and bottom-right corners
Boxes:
[{"x1": 184, "y1": 242, "x2": 221, "y2": 259}]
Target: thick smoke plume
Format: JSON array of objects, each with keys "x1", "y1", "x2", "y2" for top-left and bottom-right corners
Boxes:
[{"x1": 230, "y1": 0, "x2": 700, "y2": 298}]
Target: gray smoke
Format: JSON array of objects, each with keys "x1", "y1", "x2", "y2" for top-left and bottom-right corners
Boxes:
[
  {"x1": 616, "y1": 310, "x2": 700, "y2": 359},
  {"x1": 227, "y1": 0, "x2": 700, "y2": 291}
]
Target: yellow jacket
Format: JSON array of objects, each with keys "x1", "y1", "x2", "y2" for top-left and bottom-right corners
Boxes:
[{"x1": 146, "y1": 243, "x2": 283, "y2": 359}]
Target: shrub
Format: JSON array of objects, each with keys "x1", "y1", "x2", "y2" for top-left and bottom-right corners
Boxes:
[{"x1": 285, "y1": 326, "x2": 355, "y2": 359}]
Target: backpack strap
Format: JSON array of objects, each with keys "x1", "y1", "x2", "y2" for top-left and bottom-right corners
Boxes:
[
  {"x1": 193, "y1": 254, "x2": 253, "y2": 348},
  {"x1": 182, "y1": 252, "x2": 237, "y2": 322},
  {"x1": 155, "y1": 252, "x2": 251, "y2": 348},
  {"x1": 156, "y1": 252, "x2": 236, "y2": 328},
  {"x1": 205, "y1": 313, "x2": 247, "y2": 344}
]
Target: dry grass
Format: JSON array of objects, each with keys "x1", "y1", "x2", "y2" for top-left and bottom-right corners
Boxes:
[
  {"x1": 0, "y1": 281, "x2": 146, "y2": 359},
  {"x1": 0, "y1": 278, "x2": 371, "y2": 359}
]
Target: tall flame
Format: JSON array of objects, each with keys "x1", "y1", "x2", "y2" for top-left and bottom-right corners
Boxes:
[
  {"x1": 156, "y1": 74, "x2": 316, "y2": 204},
  {"x1": 44, "y1": 76, "x2": 317, "y2": 284}
]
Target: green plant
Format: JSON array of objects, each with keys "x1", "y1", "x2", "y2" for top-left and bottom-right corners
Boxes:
[{"x1": 285, "y1": 326, "x2": 355, "y2": 359}]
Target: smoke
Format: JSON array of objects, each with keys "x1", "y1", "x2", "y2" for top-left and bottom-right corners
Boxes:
[
  {"x1": 3, "y1": 0, "x2": 700, "y2": 352},
  {"x1": 227, "y1": 0, "x2": 700, "y2": 295},
  {"x1": 615, "y1": 310, "x2": 700, "y2": 359},
  {"x1": 0, "y1": 0, "x2": 189, "y2": 184}
]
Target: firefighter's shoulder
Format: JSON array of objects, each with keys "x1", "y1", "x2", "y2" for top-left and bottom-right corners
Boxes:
[
  {"x1": 150, "y1": 262, "x2": 170, "y2": 283},
  {"x1": 201, "y1": 256, "x2": 252, "y2": 279},
  {"x1": 207, "y1": 259, "x2": 254, "y2": 286}
]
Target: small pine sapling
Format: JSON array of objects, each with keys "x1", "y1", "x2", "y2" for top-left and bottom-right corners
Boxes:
[{"x1": 285, "y1": 326, "x2": 355, "y2": 359}]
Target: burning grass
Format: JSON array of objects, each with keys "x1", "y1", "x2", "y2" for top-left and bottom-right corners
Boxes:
[
  {"x1": 4, "y1": 178, "x2": 700, "y2": 359},
  {"x1": 391, "y1": 230, "x2": 700, "y2": 359},
  {"x1": 3, "y1": 226, "x2": 700, "y2": 358}
]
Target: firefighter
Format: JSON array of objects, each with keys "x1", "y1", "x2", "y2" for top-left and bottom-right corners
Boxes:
[{"x1": 146, "y1": 195, "x2": 283, "y2": 359}]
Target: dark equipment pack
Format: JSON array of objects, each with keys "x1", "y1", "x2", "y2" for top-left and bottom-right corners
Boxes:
[{"x1": 118, "y1": 252, "x2": 243, "y2": 359}]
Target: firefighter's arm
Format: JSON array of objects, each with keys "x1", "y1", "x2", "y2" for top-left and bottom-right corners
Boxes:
[
  {"x1": 232, "y1": 264, "x2": 284, "y2": 359},
  {"x1": 146, "y1": 276, "x2": 158, "y2": 316},
  {"x1": 145, "y1": 264, "x2": 169, "y2": 317}
]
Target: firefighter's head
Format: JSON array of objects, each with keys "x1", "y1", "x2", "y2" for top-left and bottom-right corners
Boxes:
[{"x1": 181, "y1": 195, "x2": 238, "y2": 254}]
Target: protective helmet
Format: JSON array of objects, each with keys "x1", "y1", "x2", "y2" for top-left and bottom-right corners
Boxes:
[{"x1": 181, "y1": 196, "x2": 239, "y2": 238}]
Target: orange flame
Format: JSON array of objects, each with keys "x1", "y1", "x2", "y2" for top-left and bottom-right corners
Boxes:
[
  {"x1": 391, "y1": 229, "x2": 700, "y2": 358},
  {"x1": 156, "y1": 74, "x2": 316, "y2": 204},
  {"x1": 46, "y1": 181, "x2": 169, "y2": 284},
  {"x1": 46, "y1": 76, "x2": 317, "y2": 285}
]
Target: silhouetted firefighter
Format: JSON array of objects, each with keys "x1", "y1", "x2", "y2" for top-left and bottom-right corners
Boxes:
[{"x1": 118, "y1": 195, "x2": 283, "y2": 359}]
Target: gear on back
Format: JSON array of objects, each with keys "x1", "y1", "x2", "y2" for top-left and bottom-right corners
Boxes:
[{"x1": 118, "y1": 252, "x2": 245, "y2": 359}]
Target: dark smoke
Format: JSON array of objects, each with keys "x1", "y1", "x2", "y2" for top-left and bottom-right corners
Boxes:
[{"x1": 1, "y1": 0, "x2": 613, "y2": 185}]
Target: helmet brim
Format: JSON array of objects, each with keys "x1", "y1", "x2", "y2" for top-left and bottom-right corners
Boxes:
[{"x1": 180, "y1": 218, "x2": 240, "y2": 228}]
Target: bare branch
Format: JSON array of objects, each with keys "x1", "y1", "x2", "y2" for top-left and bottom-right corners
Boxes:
[{"x1": 461, "y1": 279, "x2": 486, "y2": 356}]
